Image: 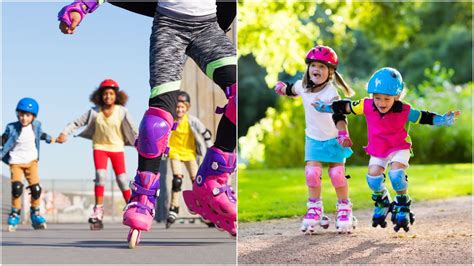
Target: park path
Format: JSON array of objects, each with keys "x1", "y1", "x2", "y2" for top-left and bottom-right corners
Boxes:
[{"x1": 238, "y1": 196, "x2": 472, "y2": 264}]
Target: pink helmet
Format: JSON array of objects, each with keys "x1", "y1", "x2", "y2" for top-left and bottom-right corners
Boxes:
[{"x1": 305, "y1": 45, "x2": 338, "y2": 68}]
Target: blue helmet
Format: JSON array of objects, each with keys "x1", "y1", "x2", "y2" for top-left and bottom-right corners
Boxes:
[
  {"x1": 367, "y1": 67, "x2": 404, "y2": 96},
  {"x1": 16, "y1": 98, "x2": 39, "y2": 116}
]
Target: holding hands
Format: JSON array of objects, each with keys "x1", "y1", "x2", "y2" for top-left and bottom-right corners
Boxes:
[
  {"x1": 56, "y1": 133, "x2": 68, "y2": 144},
  {"x1": 433, "y1": 111, "x2": 461, "y2": 126}
]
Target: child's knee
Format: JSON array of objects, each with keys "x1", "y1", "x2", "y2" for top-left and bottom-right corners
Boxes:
[
  {"x1": 328, "y1": 165, "x2": 347, "y2": 188},
  {"x1": 94, "y1": 169, "x2": 107, "y2": 186},
  {"x1": 27, "y1": 183, "x2": 42, "y2": 200},
  {"x1": 366, "y1": 173, "x2": 385, "y2": 192},
  {"x1": 388, "y1": 169, "x2": 408, "y2": 192},
  {"x1": 305, "y1": 165, "x2": 322, "y2": 187},
  {"x1": 11, "y1": 181, "x2": 24, "y2": 198},
  {"x1": 115, "y1": 173, "x2": 129, "y2": 191}
]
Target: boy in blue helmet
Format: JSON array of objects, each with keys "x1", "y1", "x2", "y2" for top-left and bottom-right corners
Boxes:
[
  {"x1": 313, "y1": 67, "x2": 460, "y2": 232},
  {"x1": 1, "y1": 98, "x2": 55, "y2": 231}
]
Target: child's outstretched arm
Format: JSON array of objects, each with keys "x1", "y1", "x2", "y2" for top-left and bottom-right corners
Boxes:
[
  {"x1": 312, "y1": 99, "x2": 353, "y2": 114},
  {"x1": 40, "y1": 132, "x2": 56, "y2": 144},
  {"x1": 408, "y1": 108, "x2": 461, "y2": 127},
  {"x1": 274, "y1": 81, "x2": 297, "y2": 97}
]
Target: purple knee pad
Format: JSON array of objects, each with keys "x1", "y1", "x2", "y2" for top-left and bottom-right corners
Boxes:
[
  {"x1": 58, "y1": 0, "x2": 99, "y2": 27},
  {"x1": 329, "y1": 166, "x2": 347, "y2": 188},
  {"x1": 305, "y1": 165, "x2": 322, "y2": 187},
  {"x1": 216, "y1": 83, "x2": 236, "y2": 125},
  {"x1": 135, "y1": 107, "x2": 176, "y2": 159}
]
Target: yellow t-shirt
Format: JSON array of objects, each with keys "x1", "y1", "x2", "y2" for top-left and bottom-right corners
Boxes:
[
  {"x1": 169, "y1": 114, "x2": 197, "y2": 161},
  {"x1": 92, "y1": 107, "x2": 125, "y2": 152}
]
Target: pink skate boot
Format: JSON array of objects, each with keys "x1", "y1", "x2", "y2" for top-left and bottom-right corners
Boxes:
[
  {"x1": 300, "y1": 200, "x2": 330, "y2": 234},
  {"x1": 88, "y1": 205, "x2": 104, "y2": 230},
  {"x1": 123, "y1": 107, "x2": 174, "y2": 248},
  {"x1": 183, "y1": 84, "x2": 237, "y2": 237},
  {"x1": 335, "y1": 200, "x2": 357, "y2": 233}
]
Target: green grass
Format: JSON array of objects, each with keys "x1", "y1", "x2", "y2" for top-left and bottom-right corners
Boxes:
[{"x1": 238, "y1": 164, "x2": 472, "y2": 222}]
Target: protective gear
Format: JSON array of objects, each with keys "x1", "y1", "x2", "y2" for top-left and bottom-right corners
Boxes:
[
  {"x1": 178, "y1": 91, "x2": 191, "y2": 104},
  {"x1": 30, "y1": 207, "x2": 47, "y2": 230},
  {"x1": 16, "y1": 98, "x2": 39, "y2": 117},
  {"x1": 366, "y1": 173, "x2": 386, "y2": 192},
  {"x1": 371, "y1": 188, "x2": 392, "y2": 228},
  {"x1": 166, "y1": 206, "x2": 179, "y2": 229},
  {"x1": 7, "y1": 208, "x2": 21, "y2": 232},
  {"x1": 274, "y1": 81, "x2": 287, "y2": 96},
  {"x1": 94, "y1": 169, "x2": 107, "y2": 186},
  {"x1": 89, "y1": 205, "x2": 104, "y2": 230},
  {"x1": 99, "y1": 79, "x2": 120, "y2": 89},
  {"x1": 433, "y1": 111, "x2": 460, "y2": 126},
  {"x1": 27, "y1": 184, "x2": 42, "y2": 200},
  {"x1": 172, "y1": 175, "x2": 183, "y2": 192},
  {"x1": 11, "y1": 181, "x2": 24, "y2": 198},
  {"x1": 337, "y1": 130, "x2": 353, "y2": 147},
  {"x1": 335, "y1": 200, "x2": 357, "y2": 233},
  {"x1": 328, "y1": 166, "x2": 347, "y2": 188},
  {"x1": 135, "y1": 107, "x2": 175, "y2": 159},
  {"x1": 116, "y1": 173, "x2": 129, "y2": 192},
  {"x1": 183, "y1": 146, "x2": 237, "y2": 236},
  {"x1": 391, "y1": 194, "x2": 415, "y2": 232},
  {"x1": 300, "y1": 200, "x2": 329, "y2": 233},
  {"x1": 388, "y1": 169, "x2": 408, "y2": 192},
  {"x1": 58, "y1": 0, "x2": 99, "y2": 27},
  {"x1": 367, "y1": 67, "x2": 404, "y2": 96},
  {"x1": 215, "y1": 83, "x2": 236, "y2": 125},
  {"x1": 305, "y1": 165, "x2": 322, "y2": 187},
  {"x1": 312, "y1": 99, "x2": 333, "y2": 113},
  {"x1": 305, "y1": 45, "x2": 338, "y2": 68}
]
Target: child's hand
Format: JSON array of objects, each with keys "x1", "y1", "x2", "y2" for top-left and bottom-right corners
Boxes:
[
  {"x1": 50, "y1": 138, "x2": 56, "y2": 144},
  {"x1": 337, "y1": 130, "x2": 353, "y2": 147},
  {"x1": 274, "y1": 81, "x2": 287, "y2": 96},
  {"x1": 433, "y1": 111, "x2": 461, "y2": 126},
  {"x1": 59, "y1": 11, "x2": 82, "y2": 34},
  {"x1": 56, "y1": 133, "x2": 68, "y2": 144},
  {"x1": 312, "y1": 99, "x2": 333, "y2": 113}
]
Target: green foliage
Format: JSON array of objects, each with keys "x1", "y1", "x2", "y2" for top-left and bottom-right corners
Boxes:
[
  {"x1": 238, "y1": 164, "x2": 473, "y2": 222},
  {"x1": 239, "y1": 63, "x2": 472, "y2": 168}
]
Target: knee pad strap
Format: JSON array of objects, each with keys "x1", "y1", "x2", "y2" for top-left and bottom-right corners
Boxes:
[
  {"x1": 328, "y1": 166, "x2": 347, "y2": 188},
  {"x1": 305, "y1": 165, "x2": 322, "y2": 187},
  {"x1": 11, "y1": 181, "x2": 24, "y2": 198},
  {"x1": 366, "y1": 174, "x2": 385, "y2": 192},
  {"x1": 215, "y1": 83, "x2": 236, "y2": 125},
  {"x1": 389, "y1": 169, "x2": 408, "y2": 192},
  {"x1": 136, "y1": 107, "x2": 175, "y2": 159}
]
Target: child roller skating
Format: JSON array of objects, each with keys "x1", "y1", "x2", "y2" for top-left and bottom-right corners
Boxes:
[
  {"x1": 314, "y1": 67, "x2": 460, "y2": 232},
  {"x1": 57, "y1": 79, "x2": 137, "y2": 230},
  {"x1": 274, "y1": 46, "x2": 357, "y2": 234},
  {"x1": 1, "y1": 98, "x2": 54, "y2": 231},
  {"x1": 166, "y1": 92, "x2": 213, "y2": 229},
  {"x1": 57, "y1": 0, "x2": 237, "y2": 242}
]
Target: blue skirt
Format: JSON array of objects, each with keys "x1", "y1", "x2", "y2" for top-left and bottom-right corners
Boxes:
[{"x1": 305, "y1": 136, "x2": 353, "y2": 163}]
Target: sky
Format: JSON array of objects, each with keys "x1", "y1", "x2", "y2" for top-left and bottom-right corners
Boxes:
[{"x1": 2, "y1": 2, "x2": 161, "y2": 181}]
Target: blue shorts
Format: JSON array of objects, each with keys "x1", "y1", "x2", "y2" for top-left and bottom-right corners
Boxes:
[{"x1": 305, "y1": 136, "x2": 353, "y2": 163}]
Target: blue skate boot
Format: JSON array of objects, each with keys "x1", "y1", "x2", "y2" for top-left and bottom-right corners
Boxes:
[
  {"x1": 371, "y1": 188, "x2": 392, "y2": 228},
  {"x1": 391, "y1": 194, "x2": 415, "y2": 232},
  {"x1": 30, "y1": 207, "x2": 47, "y2": 230},
  {"x1": 7, "y1": 208, "x2": 21, "y2": 232}
]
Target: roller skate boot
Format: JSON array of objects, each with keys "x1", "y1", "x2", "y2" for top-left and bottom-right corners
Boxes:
[
  {"x1": 88, "y1": 205, "x2": 104, "y2": 230},
  {"x1": 123, "y1": 171, "x2": 160, "y2": 248},
  {"x1": 391, "y1": 194, "x2": 415, "y2": 232},
  {"x1": 166, "y1": 206, "x2": 179, "y2": 229},
  {"x1": 183, "y1": 146, "x2": 237, "y2": 237},
  {"x1": 335, "y1": 200, "x2": 357, "y2": 233},
  {"x1": 30, "y1": 207, "x2": 47, "y2": 230},
  {"x1": 371, "y1": 188, "x2": 392, "y2": 228},
  {"x1": 7, "y1": 208, "x2": 21, "y2": 232},
  {"x1": 300, "y1": 200, "x2": 329, "y2": 234}
]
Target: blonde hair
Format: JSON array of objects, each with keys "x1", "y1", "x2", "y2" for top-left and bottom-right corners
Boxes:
[{"x1": 302, "y1": 64, "x2": 355, "y2": 97}]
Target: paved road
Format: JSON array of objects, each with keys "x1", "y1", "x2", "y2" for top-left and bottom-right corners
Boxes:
[{"x1": 1, "y1": 222, "x2": 236, "y2": 264}]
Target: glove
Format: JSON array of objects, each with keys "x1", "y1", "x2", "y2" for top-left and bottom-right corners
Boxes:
[
  {"x1": 312, "y1": 99, "x2": 333, "y2": 113},
  {"x1": 58, "y1": 0, "x2": 99, "y2": 27},
  {"x1": 337, "y1": 130, "x2": 353, "y2": 147},
  {"x1": 274, "y1": 81, "x2": 287, "y2": 96},
  {"x1": 433, "y1": 111, "x2": 460, "y2": 126}
]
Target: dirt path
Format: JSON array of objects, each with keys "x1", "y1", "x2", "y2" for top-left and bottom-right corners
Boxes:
[{"x1": 238, "y1": 196, "x2": 473, "y2": 264}]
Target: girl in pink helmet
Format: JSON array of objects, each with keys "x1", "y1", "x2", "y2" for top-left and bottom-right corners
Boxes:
[{"x1": 275, "y1": 45, "x2": 357, "y2": 233}]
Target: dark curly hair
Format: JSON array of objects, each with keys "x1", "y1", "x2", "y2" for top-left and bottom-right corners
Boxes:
[{"x1": 89, "y1": 87, "x2": 128, "y2": 107}]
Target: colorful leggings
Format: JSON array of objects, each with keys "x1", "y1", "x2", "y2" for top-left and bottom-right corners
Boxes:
[{"x1": 93, "y1": 149, "x2": 130, "y2": 201}]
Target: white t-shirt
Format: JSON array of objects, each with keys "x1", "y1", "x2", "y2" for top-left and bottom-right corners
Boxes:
[
  {"x1": 9, "y1": 124, "x2": 38, "y2": 164},
  {"x1": 157, "y1": 0, "x2": 216, "y2": 19},
  {"x1": 293, "y1": 80, "x2": 340, "y2": 141}
]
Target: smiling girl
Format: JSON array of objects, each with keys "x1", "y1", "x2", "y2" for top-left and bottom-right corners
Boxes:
[{"x1": 274, "y1": 45, "x2": 357, "y2": 234}]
